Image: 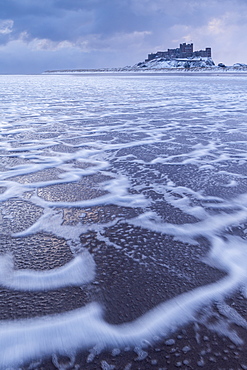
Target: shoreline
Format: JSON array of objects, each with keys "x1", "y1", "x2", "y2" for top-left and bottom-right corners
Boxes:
[{"x1": 43, "y1": 66, "x2": 247, "y2": 75}]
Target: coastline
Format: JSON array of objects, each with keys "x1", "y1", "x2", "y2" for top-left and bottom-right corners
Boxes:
[{"x1": 43, "y1": 66, "x2": 247, "y2": 75}]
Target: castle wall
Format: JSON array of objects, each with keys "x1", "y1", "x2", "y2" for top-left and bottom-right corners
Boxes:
[{"x1": 146, "y1": 43, "x2": 211, "y2": 61}]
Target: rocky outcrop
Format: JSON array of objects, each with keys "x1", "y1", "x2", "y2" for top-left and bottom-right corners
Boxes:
[{"x1": 133, "y1": 57, "x2": 215, "y2": 70}]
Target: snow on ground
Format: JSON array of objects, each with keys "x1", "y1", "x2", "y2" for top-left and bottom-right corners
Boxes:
[{"x1": 44, "y1": 57, "x2": 247, "y2": 74}]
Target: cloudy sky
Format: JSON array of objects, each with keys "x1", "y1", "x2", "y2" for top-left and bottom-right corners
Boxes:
[{"x1": 0, "y1": 0, "x2": 247, "y2": 73}]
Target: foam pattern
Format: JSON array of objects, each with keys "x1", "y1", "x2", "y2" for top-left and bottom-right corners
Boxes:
[{"x1": 0, "y1": 73, "x2": 247, "y2": 367}]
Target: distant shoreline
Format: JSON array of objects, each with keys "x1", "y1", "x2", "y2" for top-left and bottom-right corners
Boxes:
[{"x1": 43, "y1": 66, "x2": 247, "y2": 74}]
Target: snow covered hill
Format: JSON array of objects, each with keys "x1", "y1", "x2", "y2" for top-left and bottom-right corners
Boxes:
[
  {"x1": 44, "y1": 59, "x2": 247, "y2": 74},
  {"x1": 132, "y1": 57, "x2": 215, "y2": 70}
]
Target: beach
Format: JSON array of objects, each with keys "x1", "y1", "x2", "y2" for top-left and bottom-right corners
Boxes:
[{"x1": 0, "y1": 73, "x2": 247, "y2": 369}]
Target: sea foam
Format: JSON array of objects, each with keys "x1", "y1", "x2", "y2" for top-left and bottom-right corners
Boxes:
[
  {"x1": 0, "y1": 73, "x2": 247, "y2": 367},
  {"x1": 0, "y1": 251, "x2": 95, "y2": 291}
]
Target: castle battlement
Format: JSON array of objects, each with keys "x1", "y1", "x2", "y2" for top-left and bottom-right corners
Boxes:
[{"x1": 146, "y1": 43, "x2": 211, "y2": 62}]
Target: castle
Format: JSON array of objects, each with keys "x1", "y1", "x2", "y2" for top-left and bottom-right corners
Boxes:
[{"x1": 146, "y1": 43, "x2": 211, "y2": 61}]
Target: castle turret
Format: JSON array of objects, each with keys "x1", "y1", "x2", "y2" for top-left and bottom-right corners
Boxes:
[{"x1": 205, "y1": 48, "x2": 211, "y2": 57}]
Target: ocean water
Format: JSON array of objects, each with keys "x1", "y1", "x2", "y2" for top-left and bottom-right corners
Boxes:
[{"x1": 0, "y1": 73, "x2": 247, "y2": 368}]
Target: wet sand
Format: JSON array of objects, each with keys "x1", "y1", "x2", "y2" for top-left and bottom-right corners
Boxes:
[{"x1": 0, "y1": 73, "x2": 247, "y2": 368}]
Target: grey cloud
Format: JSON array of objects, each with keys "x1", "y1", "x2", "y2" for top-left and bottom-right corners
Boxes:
[
  {"x1": 0, "y1": 0, "x2": 170, "y2": 42},
  {"x1": 0, "y1": 0, "x2": 95, "y2": 42}
]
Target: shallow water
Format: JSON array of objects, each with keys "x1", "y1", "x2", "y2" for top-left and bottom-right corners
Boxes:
[{"x1": 0, "y1": 73, "x2": 247, "y2": 368}]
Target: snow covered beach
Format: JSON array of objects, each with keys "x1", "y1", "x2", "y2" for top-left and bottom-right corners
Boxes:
[
  {"x1": 0, "y1": 73, "x2": 247, "y2": 368},
  {"x1": 44, "y1": 57, "x2": 247, "y2": 74}
]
